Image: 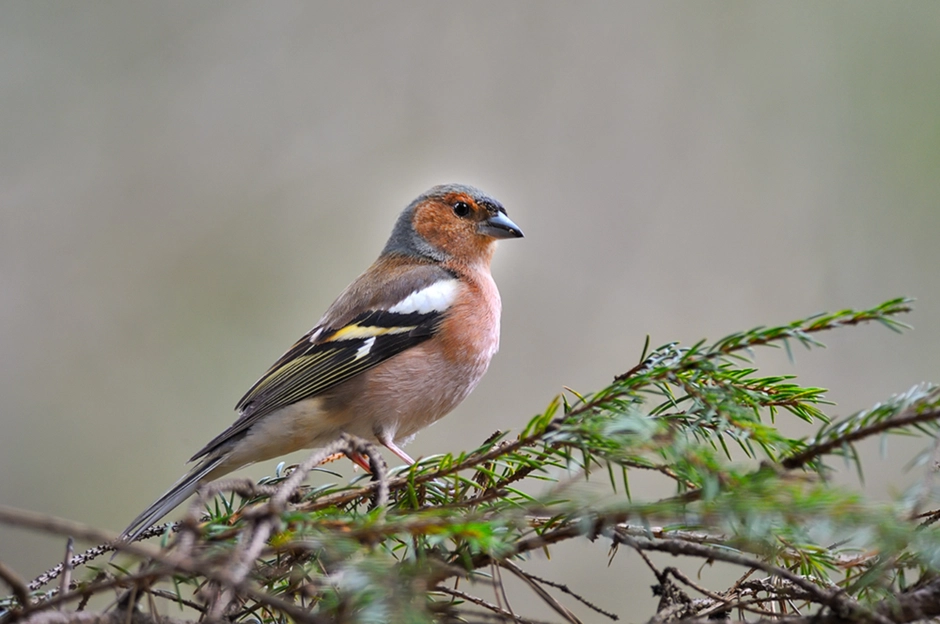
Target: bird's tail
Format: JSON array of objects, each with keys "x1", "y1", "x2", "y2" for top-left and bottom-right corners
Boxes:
[{"x1": 121, "y1": 456, "x2": 225, "y2": 543}]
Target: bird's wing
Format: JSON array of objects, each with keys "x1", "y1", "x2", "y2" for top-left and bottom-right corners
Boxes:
[{"x1": 189, "y1": 263, "x2": 459, "y2": 462}]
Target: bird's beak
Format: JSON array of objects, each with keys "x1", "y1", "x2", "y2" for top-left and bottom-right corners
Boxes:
[{"x1": 479, "y1": 212, "x2": 524, "y2": 239}]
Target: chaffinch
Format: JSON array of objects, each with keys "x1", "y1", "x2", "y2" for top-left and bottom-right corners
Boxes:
[{"x1": 122, "y1": 184, "x2": 523, "y2": 540}]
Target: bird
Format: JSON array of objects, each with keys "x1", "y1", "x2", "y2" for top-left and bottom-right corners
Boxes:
[{"x1": 121, "y1": 183, "x2": 523, "y2": 541}]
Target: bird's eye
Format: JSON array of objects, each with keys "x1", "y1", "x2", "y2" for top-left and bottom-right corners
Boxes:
[{"x1": 453, "y1": 202, "x2": 471, "y2": 217}]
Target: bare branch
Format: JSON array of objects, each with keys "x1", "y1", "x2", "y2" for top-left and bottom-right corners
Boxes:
[
  {"x1": 0, "y1": 505, "x2": 330, "y2": 624},
  {"x1": 510, "y1": 569, "x2": 619, "y2": 621},
  {"x1": 206, "y1": 436, "x2": 359, "y2": 618},
  {"x1": 437, "y1": 585, "x2": 558, "y2": 624},
  {"x1": 0, "y1": 559, "x2": 31, "y2": 609},
  {"x1": 500, "y1": 560, "x2": 582, "y2": 624},
  {"x1": 17, "y1": 612, "x2": 194, "y2": 624},
  {"x1": 56, "y1": 539, "x2": 73, "y2": 611},
  {"x1": 28, "y1": 542, "x2": 111, "y2": 592}
]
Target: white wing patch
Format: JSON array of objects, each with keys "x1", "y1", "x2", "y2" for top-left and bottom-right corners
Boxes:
[
  {"x1": 355, "y1": 336, "x2": 376, "y2": 359},
  {"x1": 389, "y1": 279, "x2": 460, "y2": 315}
]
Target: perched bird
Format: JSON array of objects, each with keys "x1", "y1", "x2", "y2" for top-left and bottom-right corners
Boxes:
[{"x1": 122, "y1": 184, "x2": 523, "y2": 540}]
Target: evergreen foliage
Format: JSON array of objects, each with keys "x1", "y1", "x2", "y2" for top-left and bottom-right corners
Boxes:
[{"x1": 4, "y1": 297, "x2": 940, "y2": 624}]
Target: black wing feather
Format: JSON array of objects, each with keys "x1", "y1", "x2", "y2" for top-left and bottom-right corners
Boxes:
[{"x1": 189, "y1": 307, "x2": 443, "y2": 462}]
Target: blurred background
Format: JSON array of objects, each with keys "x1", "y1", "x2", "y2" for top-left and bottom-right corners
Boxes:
[{"x1": 2, "y1": 3, "x2": 939, "y2": 621}]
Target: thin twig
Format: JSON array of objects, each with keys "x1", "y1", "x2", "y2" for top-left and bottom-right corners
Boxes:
[
  {"x1": 205, "y1": 435, "x2": 385, "y2": 619},
  {"x1": 500, "y1": 560, "x2": 582, "y2": 624},
  {"x1": 12, "y1": 611, "x2": 194, "y2": 624},
  {"x1": 57, "y1": 539, "x2": 73, "y2": 611},
  {"x1": 293, "y1": 308, "x2": 915, "y2": 521},
  {"x1": 207, "y1": 437, "x2": 354, "y2": 618},
  {"x1": 437, "y1": 586, "x2": 553, "y2": 624},
  {"x1": 491, "y1": 563, "x2": 517, "y2": 622},
  {"x1": 146, "y1": 588, "x2": 207, "y2": 613},
  {"x1": 911, "y1": 436, "x2": 940, "y2": 520},
  {"x1": 616, "y1": 533, "x2": 893, "y2": 624},
  {"x1": 0, "y1": 505, "x2": 330, "y2": 624},
  {"x1": 0, "y1": 559, "x2": 32, "y2": 609},
  {"x1": 73, "y1": 571, "x2": 105, "y2": 613},
  {"x1": 782, "y1": 408, "x2": 940, "y2": 470},
  {"x1": 663, "y1": 567, "x2": 733, "y2": 611},
  {"x1": 30, "y1": 544, "x2": 114, "y2": 591},
  {"x1": 509, "y1": 569, "x2": 619, "y2": 621}
]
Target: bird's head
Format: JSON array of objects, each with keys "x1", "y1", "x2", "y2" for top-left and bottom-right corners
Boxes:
[{"x1": 384, "y1": 184, "x2": 523, "y2": 265}]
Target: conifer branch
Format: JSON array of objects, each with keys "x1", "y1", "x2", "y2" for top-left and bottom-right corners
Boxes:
[{"x1": 4, "y1": 298, "x2": 938, "y2": 624}]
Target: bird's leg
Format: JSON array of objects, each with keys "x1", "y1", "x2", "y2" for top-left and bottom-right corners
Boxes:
[
  {"x1": 380, "y1": 436, "x2": 416, "y2": 465},
  {"x1": 345, "y1": 452, "x2": 374, "y2": 472},
  {"x1": 342, "y1": 439, "x2": 414, "y2": 472},
  {"x1": 320, "y1": 450, "x2": 372, "y2": 472}
]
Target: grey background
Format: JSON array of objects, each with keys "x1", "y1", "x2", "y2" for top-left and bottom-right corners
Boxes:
[{"x1": 2, "y1": 3, "x2": 939, "y2": 621}]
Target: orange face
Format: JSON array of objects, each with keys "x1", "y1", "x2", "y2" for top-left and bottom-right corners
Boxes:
[{"x1": 412, "y1": 191, "x2": 523, "y2": 265}]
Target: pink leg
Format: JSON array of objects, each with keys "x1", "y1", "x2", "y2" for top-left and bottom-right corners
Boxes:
[{"x1": 381, "y1": 437, "x2": 416, "y2": 465}]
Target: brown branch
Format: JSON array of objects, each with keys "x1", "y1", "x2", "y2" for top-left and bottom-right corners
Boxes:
[
  {"x1": 145, "y1": 589, "x2": 206, "y2": 614},
  {"x1": 20, "y1": 566, "x2": 176, "y2": 616},
  {"x1": 448, "y1": 513, "x2": 887, "y2": 624},
  {"x1": 0, "y1": 505, "x2": 330, "y2": 624},
  {"x1": 294, "y1": 373, "x2": 656, "y2": 516},
  {"x1": 781, "y1": 408, "x2": 940, "y2": 470},
  {"x1": 56, "y1": 539, "x2": 73, "y2": 611},
  {"x1": 0, "y1": 301, "x2": 919, "y2": 624},
  {"x1": 650, "y1": 568, "x2": 814, "y2": 622},
  {"x1": 296, "y1": 435, "x2": 544, "y2": 514},
  {"x1": 16, "y1": 612, "x2": 194, "y2": 624},
  {"x1": 613, "y1": 357, "x2": 652, "y2": 383},
  {"x1": 500, "y1": 560, "x2": 582, "y2": 624},
  {"x1": 617, "y1": 301, "x2": 912, "y2": 386},
  {"x1": 0, "y1": 559, "x2": 31, "y2": 609},
  {"x1": 0, "y1": 506, "x2": 181, "y2": 574},
  {"x1": 206, "y1": 435, "x2": 378, "y2": 618},
  {"x1": 670, "y1": 577, "x2": 940, "y2": 624},
  {"x1": 436, "y1": 586, "x2": 557, "y2": 624},
  {"x1": 613, "y1": 533, "x2": 873, "y2": 622},
  {"x1": 662, "y1": 566, "x2": 735, "y2": 610},
  {"x1": 28, "y1": 543, "x2": 105, "y2": 593},
  {"x1": 291, "y1": 319, "x2": 861, "y2": 517},
  {"x1": 511, "y1": 569, "x2": 619, "y2": 621}
]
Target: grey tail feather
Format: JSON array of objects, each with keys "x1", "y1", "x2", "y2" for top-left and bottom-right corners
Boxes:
[{"x1": 121, "y1": 457, "x2": 224, "y2": 543}]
